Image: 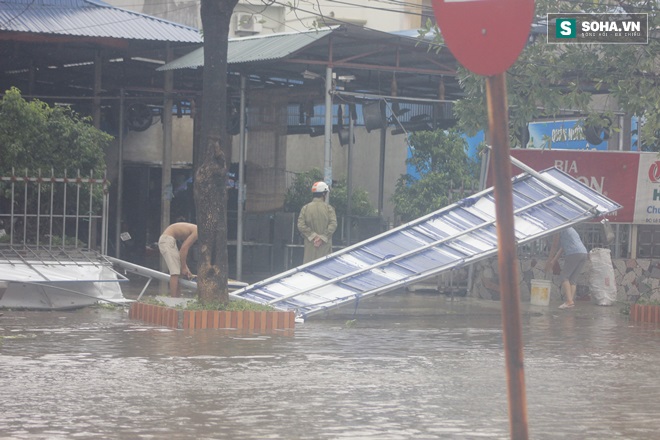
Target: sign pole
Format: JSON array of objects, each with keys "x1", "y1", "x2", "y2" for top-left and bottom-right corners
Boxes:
[
  {"x1": 430, "y1": 1, "x2": 534, "y2": 436},
  {"x1": 486, "y1": 72, "x2": 529, "y2": 440}
]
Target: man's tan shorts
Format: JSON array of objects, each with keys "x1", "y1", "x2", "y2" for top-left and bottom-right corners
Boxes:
[{"x1": 158, "y1": 234, "x2": 180, "y2": 275}]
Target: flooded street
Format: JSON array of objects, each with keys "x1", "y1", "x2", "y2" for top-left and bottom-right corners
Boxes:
[{"x1": 2, "y1": 291, "x2": 660, "y2": 439}]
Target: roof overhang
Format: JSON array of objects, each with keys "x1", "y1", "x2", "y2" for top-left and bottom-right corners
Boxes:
[{"x1": 160, "y1": 25, "x2": 463, "y2": 102}]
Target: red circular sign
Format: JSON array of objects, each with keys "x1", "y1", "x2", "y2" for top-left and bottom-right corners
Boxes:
[
  {"x1": 432, "y1": 0, "x2": 535, "y2": 76},
  {"x1": 649, "y1": 161, "x2": 660, "y2": 183}
]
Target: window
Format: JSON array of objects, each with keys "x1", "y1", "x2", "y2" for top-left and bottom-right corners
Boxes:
[
  {"x1": 521, "y1": 223, "x2": 631, "y2": 259},
  {"x1": 637, "y1": 225, "x2": 660, "y2": 258}
]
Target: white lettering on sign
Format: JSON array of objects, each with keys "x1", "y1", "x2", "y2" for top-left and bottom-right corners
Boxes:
[
  {"x1": 550, "y1": 127, "x2": 585, "y2": 142},
  {"x1": 554, "y1": 160, "x2": 578, "y2": 174},
  {"x1": 580, "y1": 21, "x2": 640, "y2": 33},
  {"x1": 559, "y1": 21, "x2": 572, "y2": 36},
  {"x1": 623, "y1": 21, "x2": 641, "y2": 32},
  {"x1": 582, "y1": 21, "x2": 620, "y2": 32},
  {"x1": 577, "y1": 176, "x2": 605, "y2": 193}
]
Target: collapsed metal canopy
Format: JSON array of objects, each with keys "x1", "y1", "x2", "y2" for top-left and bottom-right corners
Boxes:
[
  {"x1": 230, "y1": 164, "x2": 621, "y2": 320},
  {"x1": 0, "y1": 247, "x2": 123, "y2": 283},
  {"x1": 0, "y1": 246, "x2": 130, "y2": 310}
]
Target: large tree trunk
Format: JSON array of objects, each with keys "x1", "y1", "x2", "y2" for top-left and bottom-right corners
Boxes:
[{"x1": 195, "y1": 0, "x2": 239, "y2": 304}]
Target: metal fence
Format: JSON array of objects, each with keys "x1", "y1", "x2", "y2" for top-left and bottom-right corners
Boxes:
[{"x1": 0, "y1": 169, "x2": 109, "y2": 254}]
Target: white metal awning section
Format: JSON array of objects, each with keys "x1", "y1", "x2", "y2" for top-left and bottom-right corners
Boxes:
[
  {"x1": 0, "y1": 247, "x2": 125, "y2": 283},
  {"x1": 0, "y1": 246, "x2": 131, "y2": 309},
  {"x1": 231, "y1": 166, "x2": 621, "y2": 320}
]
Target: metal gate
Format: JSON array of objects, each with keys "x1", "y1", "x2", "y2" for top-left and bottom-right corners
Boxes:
[
  {"x1": 0, "y1": 169, "x2": 127, "y2": 310},
  {"x1": 0, "y1": 168, "x2": 109, "y2": 253}
]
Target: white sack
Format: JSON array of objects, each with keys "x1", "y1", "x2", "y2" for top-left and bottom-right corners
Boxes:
[{"x1": 589, "y1": 248, "x2": 617, "y2": 306}]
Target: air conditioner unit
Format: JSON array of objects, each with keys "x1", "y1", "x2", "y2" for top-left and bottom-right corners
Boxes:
[{"x1": 234, "y1": 13, "x2": 263, "y2": 34}]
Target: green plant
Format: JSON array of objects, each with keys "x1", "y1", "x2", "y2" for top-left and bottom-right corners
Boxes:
[
  {"x1": 392, "y1": 129, "x2": 480, "y2": 223},
  {"x1": 45, "y1": 235, "x2": 87, "y2": 247},
  {"x1": 284, "y1": 169, "x2": 324, "y2": 213},
  {"x1": 284, "y1": 168, "x2": 376, "y2": 217},
  {"x1": 634, "y1": 298, "x2": 660, "y2": 306},
  {"x1": 620, "y1": 302, "x2": 631, "y2": 316},
  {"x1": 94, "y1": 302, "x2": 124, "y2": 311},
  {"x1": 140, "y1": 297, "x2": 168, "y2": 307},
  {"x1": 329, "y1": 184, "x2": 376, "y2": 218},
  {"x1": 0, "y1": 88, "x2": 111, "y2": 244},
  {"x1": 0, "y1": 87, "x2": 110, "y2": 174},
  {"x1": 138, "y1": 296, "x2": 274, "y2": 311},
  {"x1": 183, "y1": 298, "x2": 274, "y2": 311}
]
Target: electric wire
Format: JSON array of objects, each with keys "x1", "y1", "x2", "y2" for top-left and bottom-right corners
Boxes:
[
  {"x1": 0, "y1": 0, "x2": 35, "y2": 30},
  {"x1": 1, "y1": 0, "x2": 655, "y2": 41}
]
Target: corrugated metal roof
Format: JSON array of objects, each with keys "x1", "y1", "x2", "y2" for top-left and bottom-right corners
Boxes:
[
  {"x1": 0, "y1": 0, "x2": 202, "y2": 43},
  {"x1": 158, "y1": 28, "x2": 335, "y2": 71},
  {"x1": 231, "y1": 166, "x2": 621, "y2": 320}
]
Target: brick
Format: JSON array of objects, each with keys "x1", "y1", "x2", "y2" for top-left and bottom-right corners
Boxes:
[{"x1": 130, "y1": 303, "x2": 297, "y2": 333}]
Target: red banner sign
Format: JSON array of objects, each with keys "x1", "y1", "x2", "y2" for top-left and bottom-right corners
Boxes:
[{"x1": 486, "y1": 150, "x2": 640, "y2": 223}]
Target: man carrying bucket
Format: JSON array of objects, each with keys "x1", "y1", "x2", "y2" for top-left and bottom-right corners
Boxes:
[{"x1": 545, "y1": 227, "x2": 588, "y2": 309}]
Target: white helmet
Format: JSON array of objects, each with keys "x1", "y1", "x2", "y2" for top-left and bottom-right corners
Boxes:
[{"x1": 311, "y1": 181, "x2": 330, "y2": 193}]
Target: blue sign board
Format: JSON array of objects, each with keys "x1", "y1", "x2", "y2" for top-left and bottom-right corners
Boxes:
[{"x1": 527, "y1": 119, "x2": 609, "y2": 150}]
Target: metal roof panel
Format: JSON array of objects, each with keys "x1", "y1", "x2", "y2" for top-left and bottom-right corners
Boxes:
[
  {"x1": 231, "y1": 165, "x2": 621, "y2": 320},
  {"x1": 157, "y1": 28, "x2": 335, "y2": 71},
  {"x1": 0, "y1": 0, "x2": 202, "y2": 43}
]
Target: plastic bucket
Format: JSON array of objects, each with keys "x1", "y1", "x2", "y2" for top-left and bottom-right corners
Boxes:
[{"x1": 530, "y1": 279, "x2": 552, "y2": 306}]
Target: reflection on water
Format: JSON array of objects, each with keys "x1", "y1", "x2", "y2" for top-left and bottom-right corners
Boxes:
[{"x1": 2, "y1": 293, "x2": 660, "y2": 439}]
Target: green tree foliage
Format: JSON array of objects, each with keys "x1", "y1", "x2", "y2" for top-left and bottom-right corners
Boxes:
[
  {"x1": 392, "y1": 129, "x2": 480, "y2": 223},
  {"x1": 422, "y1": 0, "x2": 659, "y2": 150},
  {"x1": 284, "y1": 168, "x2": 376, "y2": 218},
  {"x1": 0, "y1": 87, "x2": 111, "y2": 244},
  {"x1": 0, "y1": 87, "x2": 110, "y2": 174}
]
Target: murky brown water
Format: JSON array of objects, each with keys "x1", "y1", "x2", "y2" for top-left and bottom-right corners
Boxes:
[{"x1": 2, "y1": 292, "x2": 660, "y2": 439}]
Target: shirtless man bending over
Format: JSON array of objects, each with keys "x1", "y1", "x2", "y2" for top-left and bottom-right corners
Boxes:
[{"x1": 158, "y1": 222, "x2": 198, "y2": 297}]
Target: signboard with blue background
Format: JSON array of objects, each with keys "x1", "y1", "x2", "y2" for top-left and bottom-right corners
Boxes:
[
  {"x1": 527, "y1": 119, "x2": 608, "y2": 150},
  {"x1": 528, "y1": 117, "x2": 639, "y2": 151},
  {"x1": 406, "y1": 116, "x2": 641, "y2": 180}
]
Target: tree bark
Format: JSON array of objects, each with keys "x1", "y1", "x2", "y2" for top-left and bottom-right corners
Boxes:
[{"x1": 195, "y1": 0, "x2": 239, "y2": 304}]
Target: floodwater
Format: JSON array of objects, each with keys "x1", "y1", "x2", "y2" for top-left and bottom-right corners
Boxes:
[{"x1": 2, "y1": 291, "x2": 660, "y2": 440}]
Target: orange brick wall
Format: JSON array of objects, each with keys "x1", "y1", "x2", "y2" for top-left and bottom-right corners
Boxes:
[
  {"x1": 129, "y1": 302, "x2": 296, "y2": 332},
  {"x1": 629, "y1": 304, "x2": 660, "y2": 324}
]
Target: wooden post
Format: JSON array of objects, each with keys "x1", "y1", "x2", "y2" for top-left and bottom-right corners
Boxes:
[{"x1": 486, "y1": 72, "x2": 529, "y2": 440}]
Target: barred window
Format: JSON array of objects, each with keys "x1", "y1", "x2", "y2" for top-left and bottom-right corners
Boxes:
[
  {"x1": 575, "y1": 223, "x2": 630, "y2": 259},
  {"x1": 518, "y1": 223, "x2": 631, "y2": 259},
  {"x1": 637, "y1": 225, "x2": 660, "y2": 258}
]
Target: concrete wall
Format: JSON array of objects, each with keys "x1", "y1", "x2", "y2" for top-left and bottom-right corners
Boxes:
[
  {"x1": 118, "y1": 117, "x2": 408, "y2": 221},
  {"x1": 109, "y1": 0, "x2": 202, "y2": 29},
  {"x1": 121, "y1": 118, "x2": 195, "y2": 167}
]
